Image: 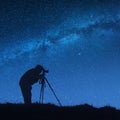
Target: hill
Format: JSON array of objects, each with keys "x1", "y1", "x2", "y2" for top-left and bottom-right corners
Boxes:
[{"x1": 0, "y1": 103, "x2": 120, "y2": 120}]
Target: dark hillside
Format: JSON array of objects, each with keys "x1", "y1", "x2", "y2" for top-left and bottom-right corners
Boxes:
[{"x1": 0, "y1": 103, "x2": 120, "y2": 120}]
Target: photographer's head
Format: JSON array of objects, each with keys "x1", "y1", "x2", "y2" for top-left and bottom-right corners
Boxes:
[
  {"x1": 35, "y1": 64, "x2": 48, "y2": 74},
  {"x1": 35, "y1": 64, "x2": 43, "y2": 72}
]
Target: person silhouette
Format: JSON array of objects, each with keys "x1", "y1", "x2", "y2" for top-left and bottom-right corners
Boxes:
[{"x1": 19, "y1": 65, "x2": 47, "y2": 104}]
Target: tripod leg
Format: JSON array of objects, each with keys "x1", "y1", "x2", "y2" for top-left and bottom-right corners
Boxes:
[
  {"x1": 39, "y1": 86, "x2": 42, "y2": 103},
  {"x1": 39, "y1": 85, "x2": 44, "y2": 104},
  {"x1": 45, "y1": 78, "x2": 62, "y2": 106},
  {"x1": 39, "y1": 80, "x2": 45, "y2": 104},
  {"x1": 41, "y1": 86, "x2": 44, "y2": 104}
]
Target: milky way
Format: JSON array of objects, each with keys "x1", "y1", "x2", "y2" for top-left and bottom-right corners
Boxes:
[{"x1": 0, "y1": 0, "x2": 120, "y2": 108}]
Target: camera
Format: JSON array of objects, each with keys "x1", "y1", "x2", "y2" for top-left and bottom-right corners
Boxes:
[{"x1": 44, "y1": 70, "x2": 49, "y2": 73}]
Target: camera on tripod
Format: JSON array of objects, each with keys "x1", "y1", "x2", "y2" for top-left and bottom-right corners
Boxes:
[
  {"x1": 44, "y1": 69, "x2": 49, "y2": 73},
  {"x1": 39, "y1": 68, "x2": 62, "y2": 106},
  {"x1": 42, "y1": 69, "x2": 48, "y2": 78}
]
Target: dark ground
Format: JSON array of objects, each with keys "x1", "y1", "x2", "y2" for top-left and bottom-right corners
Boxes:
[{"x1": 0, "y1": 103, "x2": 120, "y2": 120}]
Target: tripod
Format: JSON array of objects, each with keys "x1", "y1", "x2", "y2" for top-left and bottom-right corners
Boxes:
[{"x1": 39, "y1": 76, "x2": 62, "y2": 106}]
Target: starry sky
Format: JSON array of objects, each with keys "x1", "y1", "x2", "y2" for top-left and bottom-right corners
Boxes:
[{"x1": 0, "y1": 0, "x2": 120, "y2": 108}]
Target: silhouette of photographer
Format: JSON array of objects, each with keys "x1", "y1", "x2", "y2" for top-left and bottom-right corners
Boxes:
[{"x1": 19, "y1": 65, "x2": 48, "y2": 104}]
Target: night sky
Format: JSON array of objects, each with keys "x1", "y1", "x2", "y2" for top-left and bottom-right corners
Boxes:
[{"x1": 0, "y1": 0, "x2": 120, "y2": 108}]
